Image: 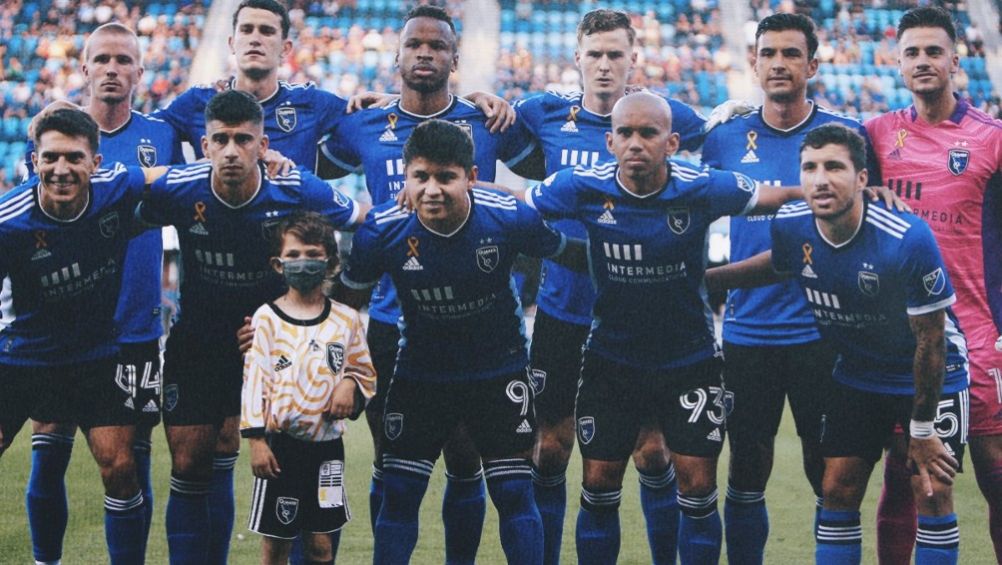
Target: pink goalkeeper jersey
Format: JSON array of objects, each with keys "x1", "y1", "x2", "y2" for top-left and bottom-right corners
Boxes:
[{"x1": 866, "y1": 98, "x2": 1002, "y2": 352}]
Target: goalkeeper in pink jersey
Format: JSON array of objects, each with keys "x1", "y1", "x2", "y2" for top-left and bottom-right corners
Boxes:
[
  {"x1": 241, "y1": 211, "x2": 377, "y2": 565},
  {"x1": 865, "y1": 7, "x2": 1002, "y2": 563}
]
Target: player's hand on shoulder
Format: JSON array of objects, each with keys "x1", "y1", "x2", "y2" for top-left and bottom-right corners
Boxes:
[
  {"x1": 864, "y1": 185, "x2": 911, "y2": 213},
  {"x1": 236, "y1": 316, "x2": 254, "y2": 355},
  {"x1": 346, "y1": 91, "x2": 397, "y2": 113},
  {"x1": 908, "y1": 436, "x2": 958, "y2": 497},
  {"x1": 326, "y1": 378, "x2": 359, "y2": 420},
  {"x1": 249, "y1": 437, "x2": 281, "y2": 479},
  {"x1": 213, "y1": 77, "x2": 234, "y2": 93},
  {"x1": 465, "y1": 91, "x2": 516, "y2": 133},
  {"x1": 263, "y1": 150, "x2": 295, "y2": 179},
  {"x1": 703, "y1": 99, "x2": 755, "y2": 133}
]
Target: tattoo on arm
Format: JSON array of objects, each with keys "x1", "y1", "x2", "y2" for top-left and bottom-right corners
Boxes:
[{"x1": 909, "y1": 309, "x2": 947, "y2": 422}]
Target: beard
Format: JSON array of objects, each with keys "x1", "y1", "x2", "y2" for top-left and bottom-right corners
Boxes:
[{"x1": 402, "y1": 72, "x2": 449, "y2": 94}]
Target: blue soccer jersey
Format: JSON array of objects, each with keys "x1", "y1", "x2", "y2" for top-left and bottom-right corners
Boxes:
[
  {"x1": 771, "y1": 200, "x2": 968, "y2": 395},
  {"x1": 139, "y1": 163, "x2": 359, "y2": 334},
  {"x1": 155, "y1": 80, "x2": 346, "y2": 169},
  {"x1": 340, "y1": 188, "x2": 566, "y2": 382},
  {"x1": 526, "y1": 160, "x2": 758, "y2": 370},
  {"x1": 320, "y1": 95, "x2": 536, "y2": 326},
  {"x1": 25, "y1": 112, "x2": 184, "y2": 344},
  {"x1": 512, "y1": 90, "x2": 706, "y2": 325},
  {"x1": 0, "y1": 164, "x2": 148, "y2": 365},
  {"x1": 703, "y1": 104, "x2": 881, "y2": 346}
]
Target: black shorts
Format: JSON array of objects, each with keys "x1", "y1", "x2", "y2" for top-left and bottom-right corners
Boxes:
[
  {"x1": 162, "y1": 324, "x2": 243, "y2": 427},
  {"x1": 247, "y1": 434, "x2": 350, "y2": 539},
  {"x1": 1, "y1": 357, "x2": 139, "y2": 438},
  {"x1": 820, "y1": 381, "x2": 969, "y2": 467},
  {"x1": 575, "y1": 350, "x2": 727, "y2": 460},
  {"x1": 382, "y1": 370, "x2": 536, "y2": 461},
  {"x1": 723, "y1": 339, "x2": 835, "y2": 445},
  {"x1": 364, "y1": 319, "x2": 399, "y2": 419},
  {"x1": 529, "y1": 310, "x2": 589, "y2": 425},
  {"x1": 117, "y1": 340, "x2": 163, "y2": 427}
]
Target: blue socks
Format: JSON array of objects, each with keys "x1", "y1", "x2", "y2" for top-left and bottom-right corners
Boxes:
[
  {"x1": 133, "y1": 439, "x2": 154, "y2": 552},
  {"x1": 724, "y1": 485, "x2": 768, "y2": 565},
  {"x1": 576, "y1": 486, "x2": 622, "y2": 565},
  {"x1": 105, "y1": 492, "x2": 146, "y2": 565},
  {"x1": 370, "y1": 464, "x2": 384, "y2": 533},
  {"x1": 639, "y1": 466, "x2": 680, "y2": 565},
  {"x1": 916, "y1": 513, "x2": 959, "y2": 565},
  {"x1": 443, "y1": 468, "x2": 486, "y2": 564},
  {"x1": 208, "y1": 452, "x2": 238, "y2": 564},
  {"x1": 374, "y1": 457, "x2": 433, "y2": 565},
  {"x1": 484, "y1": 459, "x2": 543, "y2": 565},
  {"x1": 166, "y1": 473, "x2": 211, "y2": 565},
  {"x1": 678, "y1": 489, "x2": 723, "y2": 565},
  {"x1": 815, "y1": 509, "x2": 862, "y2": 564},
  {"x1": 27, "y1": 433, "x2": 74, "y2": 564},
  {"x1": 532, "y1": 467, "x2": 567, "y2": 565}
]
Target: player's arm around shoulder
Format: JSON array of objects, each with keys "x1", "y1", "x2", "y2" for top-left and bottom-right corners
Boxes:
[{"x1": 329, "y1": 212, "x2": 383, "y2": 310}]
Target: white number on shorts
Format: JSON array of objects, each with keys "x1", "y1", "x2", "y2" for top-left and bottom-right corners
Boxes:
[
  {"x1": 116, "y1": 361, "x2": 160, "y2": 396},
  {"x1": 934, "y1": 398, "x2": 958, "y2": 440},
  {"x1": 680, "y1": 386, "x2": 729, "y2": 425},
  {"x1": 506, "y1": 379, "x2": 531, "y2": 417}
]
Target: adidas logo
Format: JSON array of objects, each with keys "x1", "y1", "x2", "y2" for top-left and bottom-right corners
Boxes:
[
  {"x1": 561, "y1": 120, "x2": 578, "y2": 133},
  {"x1": 274, "y1": 355, "x2": 292, "y2": 372},
  {"x1": 597, "y1": 210, "x2": 617, "y2": 225},
  {"x1": 516, "y1": 419, "x2": 533, "y2": 434},
  {"x1": 189, "y1": 223, "x2": 209, "y2": 236},
  {"x1": 124, "y1": 397, "x2": 135, "y2": 410},
  {"x1": 142, "y1": 400, "x2": 159, "y2": 413},
  {"x1": 379, "y1": 129, "x2": 398, "y2": 142},
  {"x1": 740, "y1": 150, "x2": 759, "y2": 164},
  {"x1": 31, "y1": 248, "x2": 52, "y2": 261},
  {"x1": 801, "y1": 264, "x2": 818, "y2": 279},
  {"x1": 402, "y1": 256, "x2": 423, "y2": 271},
  {"x1": 887, "y1": 148, "x2": 903, "y2": 161},
  {"x1": 706, "y1": 428, "x2": 722, "y2": 442}
]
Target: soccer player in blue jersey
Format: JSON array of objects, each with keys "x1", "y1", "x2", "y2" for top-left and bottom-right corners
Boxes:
[
  {"x1": 0, "y1": 108, "x2": 166, "y2": 564},
  {"x1": 137, "y1": 90, "x2": 361, "y2": 565},
  {"x1": 315, "y1": 6, "x2": 536, "y2": 559},
  {"x1": 21, "y1": 24, "x2": 185, "y2": 565},
  {"x1": 522, "y1": 92, "x2": 803, "y2": 565},
  {"x1": 490, "y1": 10, "x2": 707, "y2": 563},
  {"x1": 707, "y1": 124, "x2": 967, "y2": 565},
  {"x1": 335, "y1": 119, "x2": 587, "y2": 565},
  {"x1": 700, "y1": 14, "x2": 880, "y2": 563}
]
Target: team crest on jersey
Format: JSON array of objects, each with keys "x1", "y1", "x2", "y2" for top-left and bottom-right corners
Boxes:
[
  {"x1": 276, "y1": 106, "x2": 297, "y2": 132},
  {"x1": 260, "y1": 218, "x2": 282, "y2": 241},
  {"x1": 99, "y1": 211, "x2": 120, "y2": 238},
  {"x1": 947, "y1": 149, "x2": 969, "y2": 176},
  {"x1": 385, "y1": 412, "x2": 404, "y2": 440},
  {"x1": 528, "y1": 368, "x2": 546, "y2": 395},
  {"x1": 923, "y1": 268, "x2": 946, "y2": 296},
  {"x1": 577, "y1": 416, "x2": 596, "y2": 444},
  {"x1": 476, "y1": 245, "x2": 500, "y2": 273},
  {"x1": 164, "y1": 384, "x2": 179, "y2": 412},
  {"x1": 326, "y1": 343, "x2": 345, "y2": 373},
  {"x1": 667, "y1": 207, "x2": 690, "y2": 235},
  {"x1": 137, "y1": 143, "x2": 157, "y2": 167},
  {"x1": 857, "y1": 271, "x2": 880, "y2": 297},
  {"x1": 275, "y1": 497, "x2": 299, "y2": 525}
]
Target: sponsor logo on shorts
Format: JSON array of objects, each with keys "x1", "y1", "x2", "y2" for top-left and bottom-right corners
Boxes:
[
  {"x1": 528, "y1": 369, "x2": 546, "y2": 395},
  {"x1": 164, "y1": 384, "x2": 179, "y2": 412},
  {"x1": 142, "y1": 400, "x2": 159, "y2": 413},
  {"x1": 577, "y1": 416, "x2": 595, "y2": 444},
  {"x1": 516, "y1": 419, "x2": 533, "y2": 434},
  {"x1": 706, "y1": 428, "x2": 722, "y2": 442},
  {"x1": 385, "y1": 412, "x2": 403, "y2": 440},
  {"x1": 276, "y1": 497, "x2": 299, "y2": 525}
]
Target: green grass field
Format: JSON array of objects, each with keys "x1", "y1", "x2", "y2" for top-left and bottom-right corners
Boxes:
[{"x1": 0, "y1": 409, "x2": 994, "y2": 563}]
